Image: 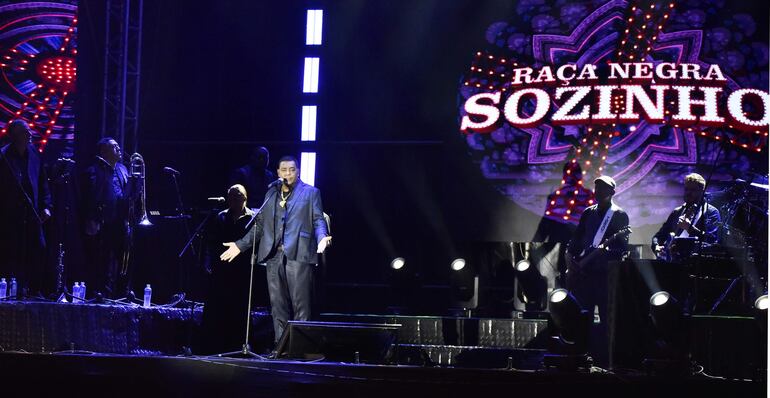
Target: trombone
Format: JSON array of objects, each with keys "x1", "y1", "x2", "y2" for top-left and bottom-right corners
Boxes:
[
  {"x1": 129, "y1": 152, "x2": 152, "y2": 227},
  {"x1": 122, "y1": 153, "x2": 151, "y2": 275}
]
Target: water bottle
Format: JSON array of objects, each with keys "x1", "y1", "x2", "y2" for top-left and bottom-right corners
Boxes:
[
  {"x1": 80, "y1": 282, "x2": 86, "y2": 301},
  {"x1": 73, "y1": 282, "x2": 80, "y2": 303},
  {"x1": 143, "y1": 284, "x2": 152, "y2": 308},
  {"x1": 9, "y1": 278, "x2": 16, "y2": 299},
  {"x1": 0, "y1": 278, "x2": 6, "y2": 299}
]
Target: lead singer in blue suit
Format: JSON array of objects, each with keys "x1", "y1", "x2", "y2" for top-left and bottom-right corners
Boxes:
[{"x1": 220, "y1": 155, "x2": 331, "y2": 345}]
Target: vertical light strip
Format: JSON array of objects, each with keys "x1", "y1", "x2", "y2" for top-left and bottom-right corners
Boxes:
[
  {"x1": 300, "y1": 152, "x2": 316, "y2": 186},
  {"x1": 303, "y1": 57, "x2": 320, "y2": 93},
  {"x1": 306, "y1": 10, "x2": 323, "y2": 45},
  {"x1": 301, "y1": 105, "x2": 317, "y2": 141},
  {"x1": 301, "y1": 9, "x2": 322, "y2": 186}
]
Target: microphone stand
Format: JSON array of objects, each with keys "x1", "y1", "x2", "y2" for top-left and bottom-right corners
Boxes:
[
  {"x1": 52, "y1": 158, "x2": 75, "y2": 301},
  {"x1": 215, "y1": 185, "x2": 279, "y2": 359},
  {"x1": 179, "y1": 207, "x2": 219, "y2": 259},
  {"x1": 171, "y1": 172, "x2": 195, "y2": 256},
  {"x1": 683, "y1": 135, "x2": 728, "y2": 313},
  {"x1": 167, "y1": 170, "x2": 198, "y2": 306}
]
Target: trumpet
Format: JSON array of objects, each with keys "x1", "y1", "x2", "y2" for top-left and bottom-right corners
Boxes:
[{"x1": 129, "y1": 153, "x2": 152, "y2": 227}]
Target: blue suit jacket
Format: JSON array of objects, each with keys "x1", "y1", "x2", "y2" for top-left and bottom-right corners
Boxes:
[
  {"x1": 652, "y1": 201, "x2": 721, "y2": 250},
  {"x1": 235, "y1": 180, "x2": 328, "y2": 264}
]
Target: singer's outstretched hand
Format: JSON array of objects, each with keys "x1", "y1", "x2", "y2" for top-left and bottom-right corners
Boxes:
[{"x1": 220, "y1": 242, "x2": 241, "y2": 262}]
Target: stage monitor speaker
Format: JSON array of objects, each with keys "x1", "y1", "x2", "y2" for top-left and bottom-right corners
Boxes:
[{"x1": 274, "y1": 321, "x2": 401, "y2": 364}]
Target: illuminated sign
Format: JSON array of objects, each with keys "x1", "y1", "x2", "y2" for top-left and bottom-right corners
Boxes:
[{"x1": 461, "y1": 62, "x2": 769, "y2": 133}]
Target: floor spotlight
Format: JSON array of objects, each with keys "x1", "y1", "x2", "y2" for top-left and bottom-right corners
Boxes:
[
  {"x1": 649, "y1": 291, "x2": 684, "y2": 341},
  {"x1": 548, "y1": 289, "x2": 590, "y2": 347},
  {"x1": 451, "y1": 258, "x2": 466, "y2": 271},
  {"x1": 544, "y1": 288, "x2": 592, "y2": 371},
  {"x1": 450, "y1": 258, "x2": 478, "y2": 315},
  {"x1": 387, "y1": 257, "x2": 418, "y2": 314},
  {"x1": 514, "y1": 259, "x2": 547, "y2": 311},
  {"x1": 390, "y1": 257, "x2": 406, "y2": 270},
  {"x1": 514, "y1": 259, "x2": 530, "y2": 272},
  {"x1": 644, "y1": 291, "x2": 690, "y2": 376},
  {"x1": 754, "y1": 294, "x2": 768, "y2": 311}
]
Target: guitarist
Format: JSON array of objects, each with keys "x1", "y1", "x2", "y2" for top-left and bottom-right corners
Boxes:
[
  {"x1": 565, "y1": 176, "x2": 629, "y2": 365},
  {"x1": 652, "y1": 173, "x2": 720, "y2": 261}
]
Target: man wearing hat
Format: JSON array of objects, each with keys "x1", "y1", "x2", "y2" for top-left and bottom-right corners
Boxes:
[{"x1": 566, "y1": 175, "x2": 630, "y2": 366}]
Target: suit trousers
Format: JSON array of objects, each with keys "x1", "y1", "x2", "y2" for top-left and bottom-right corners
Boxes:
[{"x1": 265, "y1": 247, "x2": 315, "y2": 344}]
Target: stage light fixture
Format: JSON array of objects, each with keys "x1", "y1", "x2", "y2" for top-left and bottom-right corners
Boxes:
[
  {"x1": 548, "y1": 288, "x2": 590, "y2": 346},
  {"x1": 450, "y1": 257, "x2": 478, "y2": 314},
  {"x1": 754, "y1": 294, "x2": 768, "y2": 310},
  {"x1": 643, "y1": 291, "x2": 690, "y2": 376},
  {"x1": 543, "y1": 288, "x2": 592, "y2": 371},
  {"x1": 514, "y1": 259, "x2": 547, "y2": 311},
  {"x1": 651, "y1": 290, "x2": 670, "y2": 306},
  {"x1": 390, "y1": 257, "x2": 405, "y2": 270},
  {"x1": 386, "y1": 257, "x2": 418, "y2": 314},
  {"x1": 649, "y1": 291, "x2": 684, "y2": 339}
]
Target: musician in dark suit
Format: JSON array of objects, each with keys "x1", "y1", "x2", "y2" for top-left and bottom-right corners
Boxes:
[
  {"x1": 200, "y1": 184, "x2": 257, "y2": 353},
  {"x1": 652, "y1": 173, "x2": 720, "y2": 259},
  {"x1": 0, "y1": 120, "x2": 52, "y2": 296},
  {"x1": 82, "y1": 137, "x2": 129, "y2": 298},
  {"x1": 229, "y1": 146, "x2": 276, "y2": 210},
  {"x1": 220, "y1": 155, "x2": 331, "y2": 345},
  {"x1": 566, "y1": 175, "x2": 629, "y2": 366}
]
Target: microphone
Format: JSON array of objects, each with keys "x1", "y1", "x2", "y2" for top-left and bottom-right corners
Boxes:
[
  {"x1": 207, "y1": 197, "x2": 226, "y2": 204},
  {"x1": 267, "y1": 178, "x2": 286, "y2": 188},
  {"x1": 163, "y1": 166, "x2": 181, "y2": 175}
]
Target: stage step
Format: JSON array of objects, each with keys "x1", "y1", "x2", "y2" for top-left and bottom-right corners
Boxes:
[
  {"x1": 397, "y1": 344, "x2": 546, "y2": 369},
  {"x1": 319, "y1": 313, "x2": 550, "y2": 349}
]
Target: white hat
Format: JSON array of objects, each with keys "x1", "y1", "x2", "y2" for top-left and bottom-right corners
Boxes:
[{"x1": 594, "y1": 175, "x2": 617, "y2": 190}]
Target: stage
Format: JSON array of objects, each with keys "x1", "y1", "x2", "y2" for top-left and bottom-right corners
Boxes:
[{"x1": 0, "y1": 300, "x2": 765, "y2": 397}]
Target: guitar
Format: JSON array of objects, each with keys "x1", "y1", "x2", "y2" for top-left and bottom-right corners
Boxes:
[
  {"x1": 655, "y1": 203, "x2": 698, "y2": 262},
  {"x1": 655, "y1": 232, "x2": 676, "y2": 262},
  {"x1": 568, "y1": 226, "x2": 632, "y2": 276}
]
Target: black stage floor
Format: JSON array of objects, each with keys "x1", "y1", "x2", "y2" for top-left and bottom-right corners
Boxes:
[{"x1": 0, "y1": 351, "x2": 765, "y2": 398}]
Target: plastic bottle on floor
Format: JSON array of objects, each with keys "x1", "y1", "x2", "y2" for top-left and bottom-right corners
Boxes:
[
  {"x1": 80, "y1": 282, "x2": 86, "y2": 301},
  {"x1": 143, "y1": 284, "x2": 152, "y2": 308},
  {"x1": 73, "y1": 282, "x2": 80, "y2": 303},
  {"x1": 0, "y1": 278, "x2": 6, "y2": 299},
  {"x1": 9, "y1": 278, "x2": 16, "y2": 299}
]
